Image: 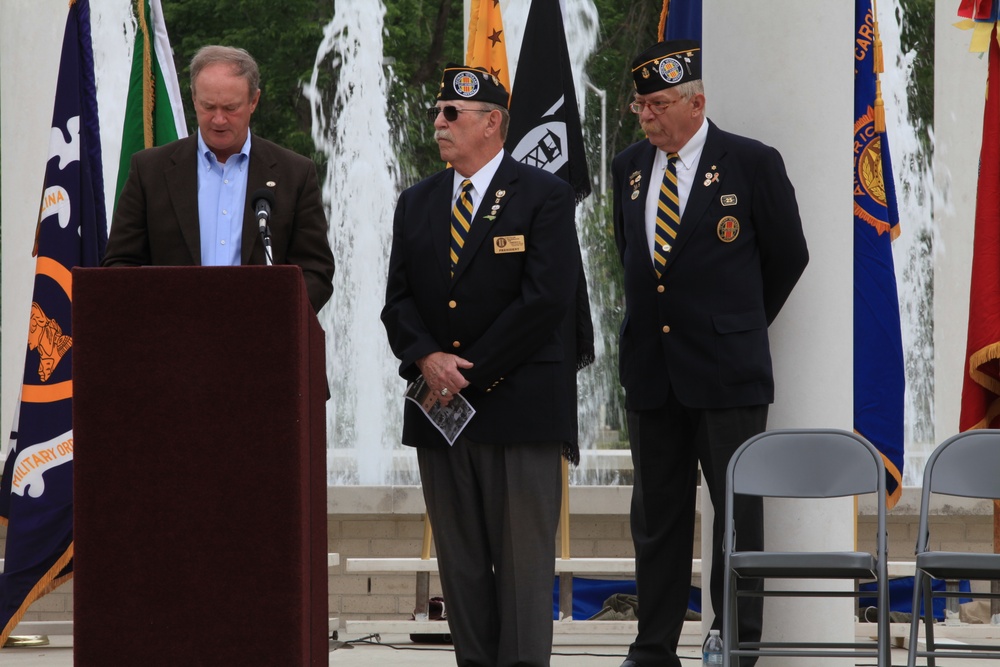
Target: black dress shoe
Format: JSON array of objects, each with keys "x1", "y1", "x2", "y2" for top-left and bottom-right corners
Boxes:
[{"x1": 619, "y1": 660, "x2": 641, "y2": 667}]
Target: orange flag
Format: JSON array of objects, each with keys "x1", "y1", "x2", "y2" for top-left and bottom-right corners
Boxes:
[{"x1": 466, "y1": 0, "x2": 510, "y2": 97}]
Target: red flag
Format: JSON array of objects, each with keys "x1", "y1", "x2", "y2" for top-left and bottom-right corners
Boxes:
[
  {"x1": 958, "y1": 0, "x2": 997, "y2": 21},
  {"x1": 959, "y1": 23, "x2": 1000, "y2": 431}
]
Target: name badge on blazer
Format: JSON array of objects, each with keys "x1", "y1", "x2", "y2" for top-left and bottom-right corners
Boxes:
[{"x1": 493, "y1": 235, "x2": 526, "y2": 254}]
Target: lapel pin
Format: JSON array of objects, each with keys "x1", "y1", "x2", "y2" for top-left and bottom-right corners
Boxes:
[
  {"x1": 629, "y1": 170, "x2": 643, "y2": 200},
  {"x1": 717, "y1": 216, "x2": 740, "y2": 242}
]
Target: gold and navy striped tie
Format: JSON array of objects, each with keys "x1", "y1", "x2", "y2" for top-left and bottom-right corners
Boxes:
[
  {"x1": 450, "y1": 179, "x2": 474, "y2": 277},
  {"x1": 653, "y1": 153, "x2": 681, "y2": 278}
]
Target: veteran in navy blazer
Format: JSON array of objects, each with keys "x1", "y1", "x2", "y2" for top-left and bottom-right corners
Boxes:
[
  {"x1": 104, "y1": 45, "x2": 335, "y2": 313},
  {"x1": 382, "y1": 66, "x2": 587, "y2": 667},
  {"x1": 613, "y1": 41, "x2": 808, "y2": 667}
]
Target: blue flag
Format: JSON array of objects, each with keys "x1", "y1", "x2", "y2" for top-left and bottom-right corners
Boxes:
[
  {"x1": 659, "y1": 0, "x2": 702, "y2": 42},
  {"x1": 0, "y1": 0, "x2": 107, "y2": 644},
  {"x1": 853, "y1": 0, "x2": 904, "y2": 508}
]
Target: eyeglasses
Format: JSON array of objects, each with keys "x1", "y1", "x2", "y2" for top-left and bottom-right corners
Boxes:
[
  {"x1": 427, "y1": 105, "x2": 493, "y2": 122},
  {"x1": 628, "y1": 98, "x2": 682, "y2": 115}
]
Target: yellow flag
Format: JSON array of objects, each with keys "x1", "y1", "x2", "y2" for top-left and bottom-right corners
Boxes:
[{"x1": 466, "y1": 0, "x2": 510, "y2": 94}]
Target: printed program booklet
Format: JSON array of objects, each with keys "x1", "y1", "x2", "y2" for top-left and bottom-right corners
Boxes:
[{"x1": 404, "y1": 375, "x2": 475, "y2": 445}]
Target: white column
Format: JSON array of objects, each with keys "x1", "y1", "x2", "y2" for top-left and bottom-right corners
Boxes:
[
  {"x1": 701, "y1": 3, "x2": 856, "y2": 664},
  {"x1": 932, "y1": 6, "x2": 987, "y2": 445},
  {"x1": 1, "y1": 0, "x2": 64, "y2": 450}
]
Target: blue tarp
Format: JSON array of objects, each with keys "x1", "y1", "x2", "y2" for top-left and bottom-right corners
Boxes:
[
  {"x1": 860, "y1": 577, "x2": 971, "y2": 621},
  {"x1": 552, "y1": 577, "x2": 701, "y2": 620},
  {"x1": 553, "y1": 576, "x2": 971, "y2": 621}
]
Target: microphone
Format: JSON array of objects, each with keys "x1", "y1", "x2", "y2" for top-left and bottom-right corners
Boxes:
[
  {"x1": 252, "y1": 188, "x2": 275, "y2": 234},
  {"x1": 251, "y1": 188, "x2": 275, "y2": 266}
]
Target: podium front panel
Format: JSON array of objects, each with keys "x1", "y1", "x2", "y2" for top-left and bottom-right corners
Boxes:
[{"x1": 72, "y1": 266, "x2": 327, "y2": 666}]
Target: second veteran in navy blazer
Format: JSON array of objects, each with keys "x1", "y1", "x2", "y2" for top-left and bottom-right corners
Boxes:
[
  {"x1": 381, "y1": 65, "x2": 588, "y2": 667},
  {"x1": 612, "y1": 41, "x2": 809, "y2": 667}
]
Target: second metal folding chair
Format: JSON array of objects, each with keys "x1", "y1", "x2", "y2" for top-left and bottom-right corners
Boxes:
[
  {"x1": 907, "y1": 429, "x2": 1000, "y2": 665},
  {"x1": 722, "y1": 428, "x2": 889, "y2": 667}
]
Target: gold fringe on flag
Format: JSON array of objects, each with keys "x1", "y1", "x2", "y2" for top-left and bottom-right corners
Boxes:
[
  {"x1": 0, "y1": 545, "x2": 73, "y2": 647},
  {"x1": 136, "y1": 0, "x2": 155, "y2": 149},
  {"x1": 658, "y1": 0, "x2": 670, "y2": 40},
  {"x1": 967, "y1": 341, "x2": 1000, "y2": 429},
  {"x1": 872, "y1": 0, "x2": 887, "y2": 133}
]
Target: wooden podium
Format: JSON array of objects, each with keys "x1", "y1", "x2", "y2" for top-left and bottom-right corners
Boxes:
[{"x1": 72, "y1": 266, "x2": 328, "y2": 666}]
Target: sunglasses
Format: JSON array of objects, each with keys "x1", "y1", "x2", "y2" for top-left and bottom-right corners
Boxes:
[{"x1": 427, "y1": 105, "x2": 493, "y2": 122}]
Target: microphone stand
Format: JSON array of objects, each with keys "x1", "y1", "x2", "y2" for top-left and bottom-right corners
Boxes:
[
  {"x1": 253, "y1": 188, "x2": 276, "y2": 267},
  {"x1": 259, "y1": 222, "x2": 274, "y2": 266}
]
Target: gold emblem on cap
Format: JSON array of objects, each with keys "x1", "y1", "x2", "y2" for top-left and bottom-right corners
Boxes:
[
  {"x1": 642, "y1": 67, "x2": 651, "y2": 79},
  {"x1": 266, "y1": 181, "x2": 276, "y2": 187},
  {"x1": 717, "y1": 216, "x2": 740, "y2": 243}
]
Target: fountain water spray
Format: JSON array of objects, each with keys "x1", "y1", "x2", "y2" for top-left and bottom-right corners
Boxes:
[{"x1": 306, "y1": 0, "x2": 410, "y2": 485}]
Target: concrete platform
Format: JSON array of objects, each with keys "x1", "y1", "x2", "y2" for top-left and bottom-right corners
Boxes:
[{"x1": 3, "y1": 633, "x2": 999, "y2": 666}]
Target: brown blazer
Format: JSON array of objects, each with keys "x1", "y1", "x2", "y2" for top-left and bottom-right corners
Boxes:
[{"x1": 104, "y1": 134, "x2": 335, "y2": 312}]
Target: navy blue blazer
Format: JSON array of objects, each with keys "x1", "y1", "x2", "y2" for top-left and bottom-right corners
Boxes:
[
  {"x1": 612, "y1": 120, "x2": 809, "y2": 411},
  {"x1": 382, "y1": 153, "x2": 584, "y2": 448}
]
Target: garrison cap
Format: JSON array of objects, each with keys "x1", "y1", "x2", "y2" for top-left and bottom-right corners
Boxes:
[
  {"x1": 437, "y1": 64, "x2": 509, "y2": 108},
  {"x1": 631, "y1": 40, "x2": 702, "y2": 95}
]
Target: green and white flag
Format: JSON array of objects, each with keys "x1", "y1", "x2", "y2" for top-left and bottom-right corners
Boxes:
[{"x1": 114, "y1": 0, "x2": 187, "y2": 209}]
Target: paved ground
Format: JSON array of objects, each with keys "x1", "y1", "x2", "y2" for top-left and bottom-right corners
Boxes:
[{"x1": 3, "y1": 633, "x2": 998, "y2": 666}]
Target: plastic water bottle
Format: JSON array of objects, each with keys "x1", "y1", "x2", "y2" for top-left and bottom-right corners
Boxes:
[{"x1": 702, "y1": 628, "x2": 724, "y2": 666}]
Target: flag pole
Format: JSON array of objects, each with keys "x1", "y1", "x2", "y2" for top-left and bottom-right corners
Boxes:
[
  {"x1": 414, "y1": 512, "x2": 433, "y2": 621},
  {"x1": 558, "y1": 457, "x2": 572, "y2": 618}
]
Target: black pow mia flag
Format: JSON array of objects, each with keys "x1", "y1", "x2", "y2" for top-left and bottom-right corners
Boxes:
[
  {"x1": 506, "y1": 0, "x2": 591, "y2": 203},
  {"x1": 505, "y1": 0, "x2": 595, "y2": 432}
]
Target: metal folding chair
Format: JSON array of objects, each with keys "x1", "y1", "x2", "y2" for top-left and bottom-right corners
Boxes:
[
  {"x1": 722, "y1": 428, "x2": 889, "y2": 667},
  {"x1": 907, "y1": 429, "x2": 1000, "y2": 666}
]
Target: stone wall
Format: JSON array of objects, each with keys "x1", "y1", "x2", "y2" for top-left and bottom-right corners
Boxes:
[{"x1": 2, "y1": 486, "x2": 994, "y2": 626}]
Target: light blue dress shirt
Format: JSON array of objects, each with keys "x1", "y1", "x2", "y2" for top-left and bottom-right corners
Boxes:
[{"x1": 197, "y1": 131, "x2": 251, "y2": 266}]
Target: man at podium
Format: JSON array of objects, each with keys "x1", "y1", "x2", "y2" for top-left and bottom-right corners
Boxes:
[{"x1": 104, "y1": 45, "x2": 335, "y2": 313}]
